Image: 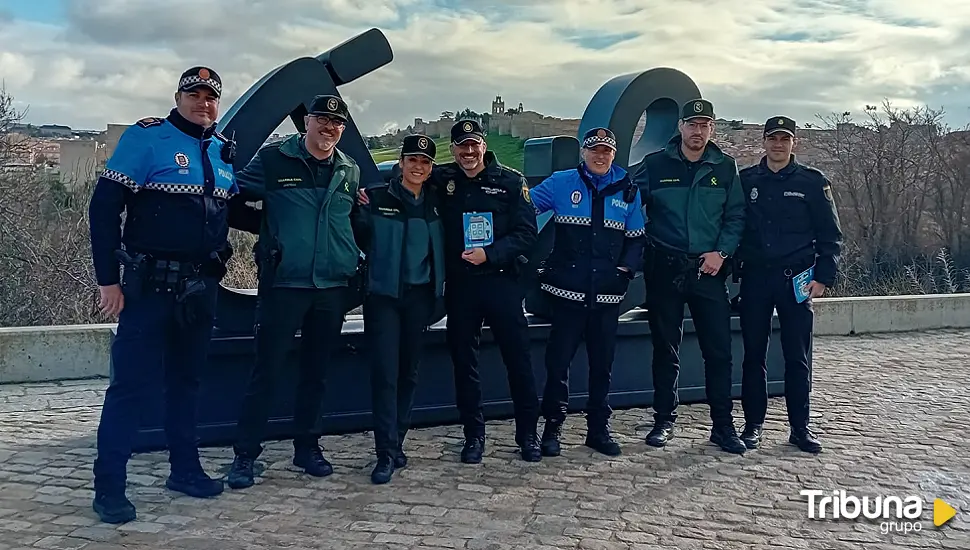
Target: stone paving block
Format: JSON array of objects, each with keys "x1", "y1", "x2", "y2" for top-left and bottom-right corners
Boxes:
[{"x1": 0, "y1": 331, "x2": 968, "y2": 549}]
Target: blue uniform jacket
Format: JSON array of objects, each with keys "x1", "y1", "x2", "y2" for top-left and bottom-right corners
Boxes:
[
  {"x1": 736, "y1": 155, "x2": 843, "y2": 286},
  {"x1": 88, "y1": 109, "x2": 238, "y2": 286},
  {"x1": 530, "y1": 163, "x2": 646, "y2": 307}
]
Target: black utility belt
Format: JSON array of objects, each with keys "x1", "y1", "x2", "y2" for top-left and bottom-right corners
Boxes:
[{"x1": 742, "y1": 258, "x2": 815, "y2": 277}]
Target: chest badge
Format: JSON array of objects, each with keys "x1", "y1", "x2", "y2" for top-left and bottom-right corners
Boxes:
[
  {"x1": 750, "y1": 187, "x2": 758, "y2": 201},
  {"x1": 174, "y1": 152, "x2": 190, "y2": 168},
  {"x1": 570, "y1": 190, "x2": 582, "y2": 204},
  {"x1": 710, "y1": 176, "x2": 718, "y2": 186},
  {"x1": 446, "y1": 180, "x2": 455, "y2": 194}
]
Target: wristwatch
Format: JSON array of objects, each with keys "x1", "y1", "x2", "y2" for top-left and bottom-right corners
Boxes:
[{"x1": 717, "y1": 251, "x2": 729, "y2": 259}]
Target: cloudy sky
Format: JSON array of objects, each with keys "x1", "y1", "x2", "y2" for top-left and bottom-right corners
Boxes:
[{"x1": 2, "y1": 0, "x2": 970, "y2": 136}]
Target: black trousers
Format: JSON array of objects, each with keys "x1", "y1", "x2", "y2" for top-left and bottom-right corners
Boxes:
[
  {"x1": 445, "y1": 273, "x2": 539, "y2": 440},
  {"x1": 738, "y1": 266, "x2": 814, "y2": 429},
  {"x1": 93, "y1": 276, "x2": 219, "y2": 493},
  {"x1": 363, "y1": 284, "x2": 436, "y2": 456},
  {"x1": 644, "y1": 259, "x2": 735, "y2": 427},
  {"x1": 233, "y1": 286, "x2": 346, "y2": 459},
  {"x1": 541, "y1": 297, "x2": 620, "y2": 429}
]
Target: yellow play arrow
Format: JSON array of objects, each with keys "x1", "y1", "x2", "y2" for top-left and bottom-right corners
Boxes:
[{"x1": 934, "y1": 499, "x2": 957, "y2": 527}]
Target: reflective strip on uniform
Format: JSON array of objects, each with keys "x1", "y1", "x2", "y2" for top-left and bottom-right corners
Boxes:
[
  {"x1": 554, "y1": 215, "x2": 592, "y2": 226},
  {"x1": 541, "y1": 283, "x2": 625, "y2": 304}
]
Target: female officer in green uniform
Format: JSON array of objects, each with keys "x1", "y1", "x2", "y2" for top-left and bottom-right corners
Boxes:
[{"x1": 357, "y1": 134, "x2": 446, "y2": 484}]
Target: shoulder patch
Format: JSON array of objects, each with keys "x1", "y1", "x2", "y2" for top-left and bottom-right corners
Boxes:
[
  {"x1": 800, "y1": 165, "x2": 828, "y2": 179},
  {"x1": 135, "y1": 117, "x2": 164, "y2": 128},
  {"x1": 521, "y1": 182, "x2": 531, "y2": 203}
]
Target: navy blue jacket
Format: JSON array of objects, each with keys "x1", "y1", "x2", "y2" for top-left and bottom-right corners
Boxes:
[
  {"x1": 736, "y1": 155, "x2": 843, "y2": 286},
  {"x1": 88, "y1": 109, "x2": 237, "y2": 286},
  {"x1": 530, "y1": 163, "x2": 646, "y2": 307}
]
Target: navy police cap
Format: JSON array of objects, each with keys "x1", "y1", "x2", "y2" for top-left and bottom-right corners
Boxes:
[
  {"x1": 179, "y1": 66, "x2": 222, "y2": 98},
  {"x1": 308, "y1": 94, "x2": 349, "y2": 122},
  {"x1": 764, "y1": 116, "x2": 796, "y2": 137},
  {"x1": 402, "y1": 134, "x2": 436, "y2": 160},
  {"x1": 451, "y1": 119, "x2": 485, "y2": 144},
  {"x1": 582, "y1": 127, "x2": 617, "y2": 150}
]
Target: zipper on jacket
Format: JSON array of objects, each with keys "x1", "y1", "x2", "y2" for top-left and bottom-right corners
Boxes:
[{"x1": 302, "y1": 157, "x2": 322, "y2": 285}]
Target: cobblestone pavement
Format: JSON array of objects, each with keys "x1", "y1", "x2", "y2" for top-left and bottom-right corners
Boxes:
[{"x1": 0, "y1": 330, "x2": 968, "y2": 550}]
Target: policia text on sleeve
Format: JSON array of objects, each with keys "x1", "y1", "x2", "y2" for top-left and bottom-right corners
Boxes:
[
  {"x1": 225, "y1": 94, "x2": 368, "y2": 490},
  {"x1": 430, "y1": 119, "x2": 543, "y2": 464},
  {"x1": 87, "y1": 66, "x2": 236, "y2": 525},
  {"x1": 734, "y1": 115, "x2": 843, "y2": 454}
]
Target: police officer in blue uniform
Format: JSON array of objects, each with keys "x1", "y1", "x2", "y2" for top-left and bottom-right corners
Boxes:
[
  {"x1": 529, "y1": 127, "x2": 646, "y2": 457},
  {"x1": 735, "y1": 116, "x2": 843, "y2": 454},
  {"x1": 88, "y1": 66, "x2": 237, "y2": 524}
]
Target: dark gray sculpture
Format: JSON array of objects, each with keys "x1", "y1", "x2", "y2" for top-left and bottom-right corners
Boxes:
[{"x1": 214, "y1": 30, "x2": 705, "y2": 330}]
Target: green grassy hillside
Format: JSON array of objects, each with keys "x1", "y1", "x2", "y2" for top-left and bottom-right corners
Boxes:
[{"x1": 371, "y1": 134, "x2": 526, "y2": 172}]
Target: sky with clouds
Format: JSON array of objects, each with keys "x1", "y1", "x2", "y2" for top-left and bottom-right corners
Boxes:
[{"x1": 2, "y1": 0, "x2": 970, "y2": 136}]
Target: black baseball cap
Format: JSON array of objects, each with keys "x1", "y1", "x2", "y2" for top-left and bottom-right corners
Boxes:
[
  {"x1": 764, "y1": 116, "x2": 796, "y2": 137},
  {"x1": 308, "y1": 94, "x2": 349, "y2": 122},
  {"x1": 451, "y1": 119, "x2": 485, "y2": 144},
  {"x1": 682, "y1": 98, "x2": 714, "y2": 121},
  {"x1": 582, "y1": 127, "x2": 617, "y2": 150},
  {"x1": 401, "y1": 134, "x2": 436, "y2": 160},
  {"x1": 178, "y1": 66, "x2": 222, "y2": 98}
]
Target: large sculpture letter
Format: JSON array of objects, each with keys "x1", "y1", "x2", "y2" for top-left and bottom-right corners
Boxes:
[
  {"x1": 522, "y1": 68, "x2": 702, "y2": 319},
  {"x1": 214, "y1": 29, "x2": 393, "y2": 335}
]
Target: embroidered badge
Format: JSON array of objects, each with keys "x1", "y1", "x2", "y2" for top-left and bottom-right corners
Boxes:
[
  {"x1": 327, "y1": 97, "x2": 338, "y2": 111},
  {"x1": 750, "y1": 187, "x2": 758, "y2": 200},
  {"x1": 570, "y1": 190, "x2": 582, "y2": 204},
  {"x1": 174, "y1": 152, "x2": 190, "y2": 168}
]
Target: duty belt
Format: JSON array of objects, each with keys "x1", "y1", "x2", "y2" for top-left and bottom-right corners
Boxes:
[{"x1": 741, "y1": 256, "x2": 815, "y2": 279}]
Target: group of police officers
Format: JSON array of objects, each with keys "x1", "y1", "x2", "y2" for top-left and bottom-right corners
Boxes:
[{"x1": 87, "y1": 66, "x2": 842, "y2": 524}]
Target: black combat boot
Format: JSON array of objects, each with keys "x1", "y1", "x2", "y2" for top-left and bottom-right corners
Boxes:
[
  {"x1": 227, "y1": 455, "x2": 255, "y2": 489},
  {"x1": 92, "y1": 489, "x2": 136, "y2": 524},
  {"x1": 371, "y1": 453, "x2": 395, "y2": 485},
  {"x1": 789, "y1": 426, "x2": 822, "y2": 453},
  {"x1": 710, "y1": 424, "x2": 747, "y2": 455},
  {"x1": 645, "y1": 421, "x2": 675, "y2": 447},
  {"x1": 540, "y1": 421, "x2": 563, "y2": 457},
  {"x1": 395, "y1": 432, "x2": 408, "y2": 468},
  {"x1": 166, "y1": 465, "x2": 224, "y2": 498},
  {"x1": 585, "y1": 423, "x2": 621, "y2": 457},
  {"x1": 460, "y1": 436, "x2": 485, "y2": 464},
  {"x1": 740, "y1": 424, "x2": 763, "y2": 449},
  {"x1": 517, "y1": 431, "x2": 542, "y2": 463},
  {"x1": 293, "y1": 443, "x2": 334, "y2": 477}
]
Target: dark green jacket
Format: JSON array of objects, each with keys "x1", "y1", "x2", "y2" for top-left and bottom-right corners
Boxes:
[
  {"x1": 632, "y1": 135, "x2": 746, "y2": 256},
  {"x1": 235, "y1": 134, "x2": 363, "y2": 288},
  {"x1": 356, "y1": 178, "x2": 446, "y2": 300}
]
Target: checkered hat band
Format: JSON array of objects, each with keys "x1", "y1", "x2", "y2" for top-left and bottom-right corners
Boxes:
[
  {"x1": 583, "y1": 136, "x2": 617, "y2": 148},
  {"x1": 180, "y1": 75, "x2": 221, "y2": 94}
]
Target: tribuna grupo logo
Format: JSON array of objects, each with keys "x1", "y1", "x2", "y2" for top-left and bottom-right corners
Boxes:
[{"x1": 801, "y1": 489, "x2": 958, "y2": 535}]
